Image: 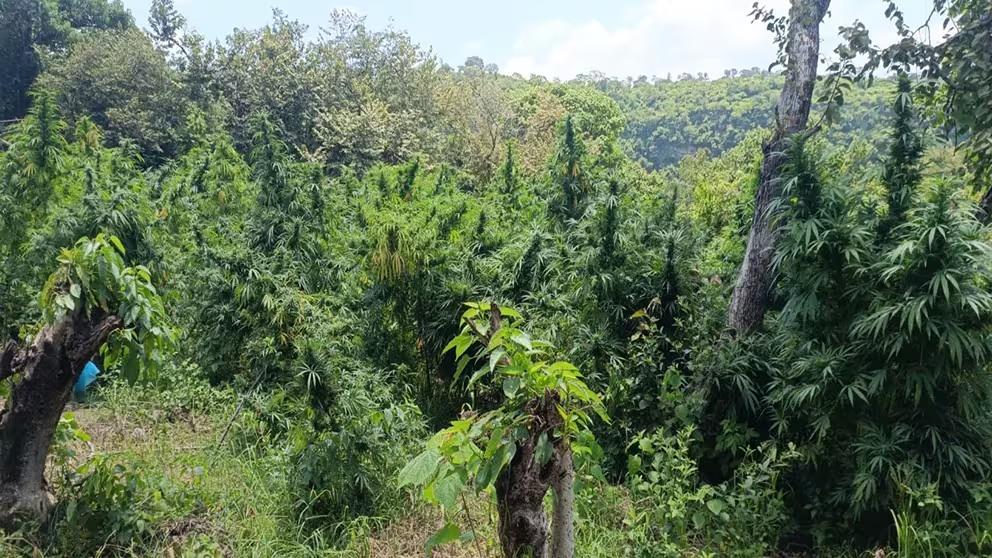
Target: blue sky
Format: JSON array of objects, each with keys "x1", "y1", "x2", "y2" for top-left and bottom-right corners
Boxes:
[{"x1": 120, "y1": 0, "x2": 938, "y2": 79}]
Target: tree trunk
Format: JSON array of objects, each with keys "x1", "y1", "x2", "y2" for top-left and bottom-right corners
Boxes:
[
  {"x1": 728, "y1": 0, "x2": 830, "y2": 334},
  {"x1": 978, "y1": 186, "x2": 992, "y2": 224},
  {"x1": 549, "y1": 446, "x2": 575, "y2": 558},
  {"x1": 0, "y1": 310, "x2": 121, "y2": 527},
  {"x1": 495, "y1": 395, "x2": 565, "y2": 558}
]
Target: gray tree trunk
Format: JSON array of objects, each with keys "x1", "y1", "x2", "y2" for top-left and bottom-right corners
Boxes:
[
  {"x1": 481, "y1": 304, "x2": 577, "y2": 558},
  {"x1": 549, "y1": 446, "x2": 575, "y2": 558},
  {"x1": 728, "y1": 0, "x2": 830, "y2": 334},
  {"x1": 0, "y1": 310, "x2": 121, "y2": 527}
]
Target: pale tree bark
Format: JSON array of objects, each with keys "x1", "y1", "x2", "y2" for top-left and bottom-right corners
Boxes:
[
  {"x1": 549, "y1": 446, "x2": 575, "y2": 558},
  {"x1": 728, "y1": 0, "x2": 831, "y2": 334},
  {"x1": 0, "y1": 310, "x2": 121, "y2": 526}
]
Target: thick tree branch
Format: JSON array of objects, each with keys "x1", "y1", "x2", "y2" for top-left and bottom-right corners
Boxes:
[{"x1": 67, "y1": 314, "x2": 123, "y2": 368}]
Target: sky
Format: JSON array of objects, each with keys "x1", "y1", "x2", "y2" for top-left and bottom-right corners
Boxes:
[{"x1": 119, "y1": 0, "x2": 939, "y2": 80}]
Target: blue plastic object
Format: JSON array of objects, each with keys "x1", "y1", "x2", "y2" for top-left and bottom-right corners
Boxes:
[{"x1": 73, "y1": 361, "x2": 101, "y2": 399}]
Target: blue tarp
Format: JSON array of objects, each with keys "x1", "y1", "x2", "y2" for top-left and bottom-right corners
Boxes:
[{"x1": 73, "y1": 361, "x2": 100, "y2": 399}]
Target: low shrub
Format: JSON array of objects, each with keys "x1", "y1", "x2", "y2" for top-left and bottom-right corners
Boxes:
[
  {"x1": 889, "y1": 481, "x2": 992, "y2": 558},
  {"x1": 624, "y1": 427, "x2": 796, "y2": 557},
  {"x1": 231, "y1": 357, "x2": 428, "y2": 547},
  {"x1": 99, "y1": 359, "x2": 236, "y2": 418},
  {"x1": 51, "y1": 455, "x2": 209, "y2": 556}
]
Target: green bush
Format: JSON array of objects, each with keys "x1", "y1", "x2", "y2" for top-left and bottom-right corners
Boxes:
[
  {"x1": 886, "y1": 481, "x2": 992, "y2": 558},
  {"x1": 231, "y1": 354, "x2": 427, "y2": 546},
  {"x1": 624, "y1": 428, "x2": 795, "y2": 557},
  {"x1": 288, "y1": 393, "x2": 426, "y2": 541},
  {"x1": 99, "y1": 359, "x2": 236, "y2": 418},
  {"x1": 51, "y1": 455, "x2": 206, "y2": 556}
]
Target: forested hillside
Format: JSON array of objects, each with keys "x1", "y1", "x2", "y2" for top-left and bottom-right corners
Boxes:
[
  {"x1": 594, "y1": 73, "x2": 895, "y2": 168},
  {"x1": 0, "y1": 0, "x2": 990, "y2": 557}
]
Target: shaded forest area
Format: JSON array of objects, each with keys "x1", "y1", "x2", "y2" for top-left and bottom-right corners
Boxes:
[{"x1": 0, "y1": 0, "x2": 991, "y2": 556}]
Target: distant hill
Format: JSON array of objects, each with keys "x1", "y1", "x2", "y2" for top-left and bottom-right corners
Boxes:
[{"x1": 574, "y1": 74, "x2": 896, "y2": 169}]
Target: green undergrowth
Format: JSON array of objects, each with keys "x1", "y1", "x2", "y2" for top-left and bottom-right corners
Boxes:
[
  {"x1": 0, "y1": 372, "x2": 882, "y2": 557},
  {"x1": 0, "y1": 371, "x2": 376, "y2": 557}
]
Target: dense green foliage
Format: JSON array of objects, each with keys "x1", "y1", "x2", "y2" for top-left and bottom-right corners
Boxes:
[
  {"x1": 0, "y1": 1, "x2": 990, "y2": 557},
  {"x1": 0, "y1": 0, "x2": 131, "y2": 121}
]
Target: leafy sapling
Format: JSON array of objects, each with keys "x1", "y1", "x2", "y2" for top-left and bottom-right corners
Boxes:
[{"x1": 399, "y1": 302, "x2": 607, "y2": 557}]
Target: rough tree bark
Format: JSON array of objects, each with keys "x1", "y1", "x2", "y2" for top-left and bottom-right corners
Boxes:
[
  {"x1": 549, "y1": 445, "x2": 575, "y2": 558},
  {"x1": 494, "y1": 394, "x2": 575, "y2": 558},
  {"x1": 727, "y1": 0, "x2": 830, "y2": 334},
  {"x1": 0, "y1": 310, "x2": 121, "y2": 526}
]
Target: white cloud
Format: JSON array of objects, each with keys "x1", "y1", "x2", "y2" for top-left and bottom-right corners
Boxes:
[
  {"x1": 500, "y1": 0, "x2": 935, "y2": 80},
  {"x1": 503, "y1": 0, "x2": 789, "y2": 79}
]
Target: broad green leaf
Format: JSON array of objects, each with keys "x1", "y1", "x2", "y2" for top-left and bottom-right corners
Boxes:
[
  {"x1": 498, "y1": 306, "x2": 522, "y2": 319},
  {"x1": 484, "y1": 426, "x2": 508, "y2": 457},
  {"x1": 706, "y1": 498, "x2": 726, "y2": 515},
  {"x1": 502, "y1": 377, "x2": 520, "y2": 398},
  {"x1": 434, "y1": 473, "x2": 463, "y2": 511},
  {"x1": 108, "y1": 235, "x2": 125, "y2": 254},
  {"x1": 453, "y1": 354, "x2": 470, "y2": 382},
  {"x1": 627, "y1": 454, "x2": 642, "y2": 477},
  {"x1": 467, "y1": 366, "x2": 489, "y2": 387},
  {"x1": 425, "y1": 522, "x2": 460, "y2": 555},
  {"x1": 475, "y1": 444, "x2": 510, "y2": 491},
  {"x1": 510, "y1": 331, "x2": 532, "y2": 350},
  {"x1": 122, "y1": 349, "x2": 140, "y2": 384},
  {"x1": 489, "y1": 348, "x2": 506, "y2": 372},
  {"x1": 399, "y1": 448, "x2": 441, "y2": 488}
]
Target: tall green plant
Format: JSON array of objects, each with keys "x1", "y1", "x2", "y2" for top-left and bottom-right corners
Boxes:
[
  {"x1": 551, "y1": 115, "x2": 588, "y2": 223},
  {"x1": 878, "y1": 73, "x2": 923, "y2": 242},
  {"x1": 756, "y1": 143, "x2": 992, "y2": 538},
  {"x1": 848, "y1": 181, "x2": 992, "y2": 512}
]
